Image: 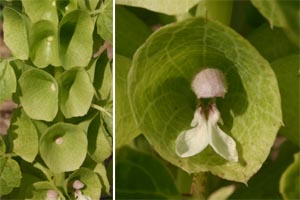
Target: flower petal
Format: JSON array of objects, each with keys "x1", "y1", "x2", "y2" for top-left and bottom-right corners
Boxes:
[
  {"x1": 209, "y1": 125, "x2": 238, "y2": 162},
  {"x1": 176, "y1": 123, "x2": 209, "y2": 158},
  {"x1": 191, "y1": 107, "x2": 204, "y2": 127}
]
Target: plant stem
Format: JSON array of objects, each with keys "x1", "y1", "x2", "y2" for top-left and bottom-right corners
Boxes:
[
  {"x1": 0, "y1": 152, "x2": 18, "y2": 158},
  {"x1": 190, "y1": 172, "x2": 208, "y2": 200},
  {"x1": 195, "y1": 0, "x2": 233, "y2": 26},
  {"x1": 91, "y1": 103, "x2": 112, "y2": 118},
  {"x1": 53, "y1": 172, "x2": 65, "y2": 189}
]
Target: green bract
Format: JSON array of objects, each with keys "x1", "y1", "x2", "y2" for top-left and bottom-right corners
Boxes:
[
  {"x1": 128, "y1": 17, "x2": 282, "y2": 183},
  {"x1": 59, "y1": 10, "x2": 94, "y2": 69},
  {"x1": 29, "y1": 20, "x2": 61, "y2": 68},
  {"x1": 25, "y1": 181, "x2": 62, "y2": 200},
  {"x1": 0, "y1": 60, "x2": 17, "y2": 105},
  {"x1": 97, "y1": 0, "x2": 113, "y2": 43},
  {"x1": 3, "y1": 7, "x2": 29, "y2": 60},
  {"x1": 39, "y1": 123, "x2": 88, "y2": 173},
  {"x1": 68, "y1": 168, "x2": 102, "y2": 200},
  {"x1": 19, "y1": 68, "x2": 58, "y2": 121},
  {"x1": 59, "y1": 67, "x2": 94, "y2": 118},
  {"x1": 0, "y1": 158, "x2": 22, "y2": 196},
  {"x1": 8, "y1": 109, "x2": 39, "y2": 162}
]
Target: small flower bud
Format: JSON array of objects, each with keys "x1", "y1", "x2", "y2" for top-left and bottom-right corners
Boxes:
[
  {"x1": 73, "y1": 180, "x2": 85, "y2": 190},
  {"x1": 55, "y1": 137, "x2": 64, "y2": 145},
  {"x1": 47, "y1": 190, "x2": 58, "y2": 200},
  {"x1": 191, "y1": 68, "x2": 227, "y2": 99}
]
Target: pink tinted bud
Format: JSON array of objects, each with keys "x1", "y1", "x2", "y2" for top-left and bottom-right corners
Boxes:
[{"x1": 191, "y1": 68, "x2": 227, "y2": 99}]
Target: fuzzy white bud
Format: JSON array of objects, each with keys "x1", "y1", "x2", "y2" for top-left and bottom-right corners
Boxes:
[
  {"x1": 73, "y1": 180, "x2": 85, "y2": 190},
  {"x1": 47, "y1": 190, "x2": 58, "y2": 200},
  {"x1": 191, "y1": 68, "x2": 227, "y2": 99}
]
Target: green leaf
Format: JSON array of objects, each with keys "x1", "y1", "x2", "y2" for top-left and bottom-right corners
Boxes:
[
  {"x1": 58, "y1": 67, "x2": 94, "y2": 118},
  {"x1": 247, "y1": 23, "x2": 299, "y2": 62},
  {"x1": 116, "y1": 147, "x2": 179, "y2": 198},
  {"x1": 98, "y1": 62, "x2": 112, "y2": 101},
  {"x1": 97, "y1": 0, "x2": 113, "y2": 43},
  {"x1": 87, "y1": 114, "x2": 112, "y2": 163},
  {"x1": 251, "y1": 0, "x2": 300, "y2": 45},
  {"x1": 0, "y1": 60, "x2": 17, "y2": 105},
  {"x1": 77, "y1": 0, "x2": 99, "y2": 11},
  {"x1": 29, "y1": 20, "x2": 61, "y2": 68},
  {"x1": 0, "y1": 157, "x2": 22, "y2": 196},
  {"x1": 19, "y1": 68, "x2": 58, "y2": 121},
  {"x1": 128, "y1": 17, "x2": 282, "y2": 183},
  {"x1": 39, "y1": 123, "x2": 88, "y2": 173},
  {"x1": 280, "y1": 152, "x2": 300, "y2": 200},
  {"x1": 25, "y1": 181, "x2": 62, "y2": 200},
  {"x1": 68, "y1": 167, "x2": 102, "y2": 200},
  {"x1": 22, "y1": 0, "x2": 58, "y2": 24},
  {"x1": 59, "y1": 10, "x2": 94, "y2": 69},
  {"x1": 94, "y1": 163, "x2": 110, "y2": 195},
  {"x1": 116, "y1": 55, "x2": 140, "y2": 147},
  {"x1": 116, "y1": 0, "x2": 200, "y2": 15},
  {"x1": 115, "y1": 6, "x2": 152, "y2": 57},
  {"x1": 8, "y1": 109, "x2": 39, "y2": 162},
  {"x1": 3, "y1": 7, "x2": 29, "y2": 60},
  {"x1": 271, "y1": 55, "x2": 299, "y2": 146}
]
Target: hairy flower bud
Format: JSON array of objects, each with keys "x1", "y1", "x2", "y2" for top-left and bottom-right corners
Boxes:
[{"x1": 191, "y1": 68, "x2": 227, "y2": 98}]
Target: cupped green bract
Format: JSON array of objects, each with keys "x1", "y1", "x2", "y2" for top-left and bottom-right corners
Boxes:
[
  {"x1": 29, "y1": 20, "x2": 61, "y2": 68},
  {"x1": 22, "y1": 0, "x2": 58, "y2": 25},
  {"x1": 0, "y1": 158, "x2": 22, "y2": 196},
  {"x1": 67, "y1": 168, "x2": 102, "y2": 200},
  {"x1": 25, "y1": 181, "x2": 63, "y2": 200},
  {"x1": 128, "y1": 17, "x2": 282, "y2": 183},
  {"x1": 87, "y1": 114, "x2": 112, "y2": 163},
  {"x1": 19, "y1": 69, "x2": 58, "y2": 121},
  {"x1": 59, "y1": 10, "x2": 94, "y2": 69},
  {"x1": 3, "y1": 7, "x2": 29, "y2": 60},
  {"x1": 0, "y1": 60, "x2": 17, "y2": 105},
  {"x1": 39, "y1": 123, "x2": 88, "y2": 173},
  {"x1": 8, "y1": 109, "x2": 39, "y2": 162},
  {"x1": 58, "y1": 67, "x2": 94, "y2": 118},
  {"x1": 97, "y1": 0, "x2": 113, "y2": 43}
]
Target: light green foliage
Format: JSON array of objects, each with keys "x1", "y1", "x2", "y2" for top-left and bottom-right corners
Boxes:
[
  {"x1": 25, "y1": 181, "x2": 62, "y2": 200},
  {"x1": 59, "y1": 10, "x2": 94, "y2": 69},
  {"x1": 116, "y1": 147, "x2": 179, "y2": 198},
  {"x1": 29, "y1": 20, "x2": 61, "y2": 67},
  {"x1": 39, "y1": 123, "x2": 88, "y2": 173},
  {"x1": 3, "y1": 7, "x2": 29, "y2": 60},
  {"x1": 88, "y1": 114, "x2": 112, "y2": 163},
  {"x1": 280, "y1": 152, "x2": 300, "y2": 200},
  {"x1": 22, "y1": 0, "x2": 58, "y2": 24},
  {"x1": 271, "y1": 55, "x2": 299, "y2": 146},
  {"x1": 0, "y1": 60, "x2": 17, "y2": 105},
  {"x1": 116, "y1": 55, "x2": 140, "y2": 147},
  {"x1": 68, "y1": 168, "x2": 102, "y2": 200},
  {"x1": 94, "y1": 163, "x2": 111, "y2": 195},
  {"x1": 8, "y1": 109, "x2": 39, "y2": 162},
  {"x1": 0, "y1": 158, "x2": 22, "y2": 196},
  {"x1": 128, "y1": 17, "x2": 282, "y2": 183},
  {"x1": 59, "y1": 67, "x2": 94, "y2": 118},
  {"x1": 19, "y1": 69, "x2": 58, "y2": 121},
  {"x1": 97, "y1": 0, "x2": 113, "y2": 43},
  {"x1": 116, "y1": 0, "x2": 200, "y2": 15}
]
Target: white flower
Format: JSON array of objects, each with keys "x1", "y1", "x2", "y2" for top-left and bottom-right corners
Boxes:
[
  {"x1": 74, "y1": 190, "x2": 92, "y2": 200},
  {"x1": 176, "y1": 104, "x2": 238, "y2": 162}
]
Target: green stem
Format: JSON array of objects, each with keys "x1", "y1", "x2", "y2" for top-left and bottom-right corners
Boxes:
[
  {"x1": 90, "y1": 9, "x2": 102, "y2": 16},
  {"x1": 195, "y1": 0, "x2": 233, "y2": 26},
  {"x1": 53, "y1": 173, "x2": 65, "y2": 189},
  {"x1": 190, "y1": 172, "x2": 208, "y2": 200},
  {"x1": 0, "y1": 152, "x2": 18, "y2": 158},
  {"x1": 91, "y1": 103, "x2": 112, "y2": 118}
]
